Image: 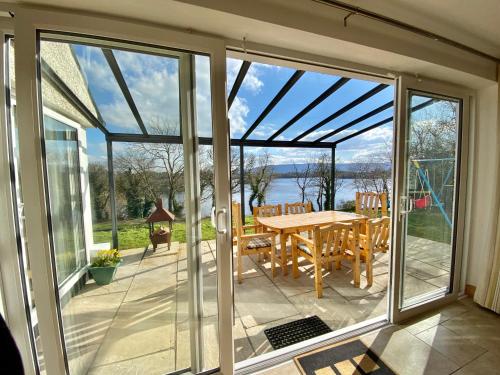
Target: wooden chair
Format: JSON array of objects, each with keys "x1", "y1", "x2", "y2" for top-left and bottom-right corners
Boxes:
[
  {"x1": 284, "y1": 201, "x2": 312, "y2": 215},
  {"x1": 285, "y1": 201, "x2": 313, "y2": 238},
  {"x1": 355, "y1": 192, "x2": 388, "y2": 218},
  {"x1": 291, "y1": 221, "x2": 361, "y2": 298},
  {"x1": 253, "y1": 204, "x2": 282, "y2": 261},
  {"x1": 231, "y1": 201, "x2": 259, "y2": 246},
  {"x1": 253, "y1": 204, "x2": 282, "y2": 231},
  {"x1": 233, "y1": 202, "x2": 278, "y2": 283},
  {"x1": 357, "y1": 217, "x2": 390, "y2": 286}
]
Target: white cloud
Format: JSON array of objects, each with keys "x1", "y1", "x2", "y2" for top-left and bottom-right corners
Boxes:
[
  {"x1": 228, "y1": 96, "x2": 249, "y2": 137},
  {"x1": 358, "y1": 126, "x2": 393, "y2": 141}
]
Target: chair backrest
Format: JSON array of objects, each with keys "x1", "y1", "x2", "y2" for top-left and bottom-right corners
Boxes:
[
  {"x1": 285, "y1": 201, "x2": 312, "y2": 215},
  {"x1": 232, "y1": 202, "x2": 243, "y2": 242},
  {"x1": 253, "y1": 204, "x2": 282, "y2": 218},
  {"x1": 355, "y1": 192, "x2": 388, "y2": 218},
  {"x1": 312, "y1": 221, "x2": 361, "y2": 258},
  {"x1": 365, "y1": 216, "x2": 390, "y2": 253},
  {"x1": 253, "y1": 204, "x2": 282, "y2": 232}
]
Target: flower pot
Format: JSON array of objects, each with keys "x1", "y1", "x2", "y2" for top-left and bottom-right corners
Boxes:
[{"x1": 89, "y1": 264, "x2": 119, "y2": 285}]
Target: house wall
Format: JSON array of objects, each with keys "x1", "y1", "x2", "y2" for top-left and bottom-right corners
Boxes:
[{"x1": 466, "y1": 81, "x2": 500, "y2": 288}]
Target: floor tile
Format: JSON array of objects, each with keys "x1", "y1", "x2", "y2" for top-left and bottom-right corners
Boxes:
[
  {"x1": 360, "y1": 327, "x2": 459, "y2": 375},
  {"x1": 235, "y1": 275, "x2": 300, "y2": 328},
  {"x1": 415, "y1": 325, "x2": 487, "y2": 366}
]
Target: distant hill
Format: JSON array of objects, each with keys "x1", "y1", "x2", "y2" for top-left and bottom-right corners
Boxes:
[{"x1": 270, "y1": 162, "x2": 391, "y2": 174}]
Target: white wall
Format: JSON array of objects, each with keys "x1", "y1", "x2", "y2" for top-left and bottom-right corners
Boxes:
[{"x1": 466, "y1": 82, "x2": 500, "y2": 287}]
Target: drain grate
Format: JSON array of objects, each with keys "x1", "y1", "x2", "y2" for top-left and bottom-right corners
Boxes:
[{"x1": 264, "y1": 315, "x2": 332, "y2": 350}]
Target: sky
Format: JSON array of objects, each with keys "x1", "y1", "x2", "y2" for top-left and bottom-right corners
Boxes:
[{"x1": 68, "y1": 44, "x2": 395, "y2": 165}]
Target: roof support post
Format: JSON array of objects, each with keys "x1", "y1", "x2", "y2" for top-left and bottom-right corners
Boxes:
[
  {"x1": 106, "y1": 139, "x2": 118, "y2": 249},
  {"x1": 239, "y1": 144, "x2": 245, "y2": 221},
  {"x1": 331, "y1": 146, "x2": 336, "y2": 210}
]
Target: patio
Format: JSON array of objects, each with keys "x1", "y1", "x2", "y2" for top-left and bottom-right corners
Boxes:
[{"x1": 58, "y1": 235, "x2": 450, "y2": 374}]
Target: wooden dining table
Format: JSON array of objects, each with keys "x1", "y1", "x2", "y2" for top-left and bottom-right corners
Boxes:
[{"x1": 256, "y1": 210, "x2": 368, "y2": 276}]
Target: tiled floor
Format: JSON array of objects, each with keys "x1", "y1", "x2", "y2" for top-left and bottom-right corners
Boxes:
[
  {"x1": 59, "y1": 235, "x2": 453, "y2": 374},
  {"x1": 234, "y1": 235, "x2": 451, "y2": 362},
  {"x1": 257, "y1": 297, "x2": 500, "y2": 375}
]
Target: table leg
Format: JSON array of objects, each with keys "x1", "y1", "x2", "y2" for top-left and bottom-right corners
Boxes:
[{"x1": 280, "y1": 233, "x2": 288, "y2": 276}]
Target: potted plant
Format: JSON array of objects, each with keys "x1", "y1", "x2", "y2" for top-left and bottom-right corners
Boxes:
[{"x1": 89, "y1": 249, "x2": 121, "y2": 285}]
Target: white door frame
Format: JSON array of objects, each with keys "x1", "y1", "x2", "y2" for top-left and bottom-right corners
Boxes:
[
  {"x1": 390, "y1": 74, "x2": 472, "y2": 323},
  {"x1": 13, "y1": 5, "x2": 233, "y2": 374},
  {"x1": 0, "y1": 16, "x2": 38, "y2": 375}
]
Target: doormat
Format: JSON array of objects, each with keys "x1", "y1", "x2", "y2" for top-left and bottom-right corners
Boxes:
[
  {"x1": 264, "y1": 315, "x2": 332, "y2": 350},
  {"x1": 294, "y1": 339, "x2": 395, "y2": 375}
]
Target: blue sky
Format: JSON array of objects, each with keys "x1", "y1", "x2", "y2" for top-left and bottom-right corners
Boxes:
[{"x1": 71, "y1": 45, "x2": 394, "y2": 165}]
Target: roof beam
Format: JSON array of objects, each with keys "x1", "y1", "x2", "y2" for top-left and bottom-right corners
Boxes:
[
  {"x1": 267, "y1": 77, "x2": 350, "y2": 142},
  {"x1": 41, "y1": 59, "x2": 109, "y2": 135},
  {"x1": 292, "y1": 83, "x2": 389, "y2": 142},
  {"x1": 314, "y1": 100, "x2": 393, "y2": 143},
  {"x1": 333, "y1": 98, "x2": 435, "y2": 145},
  {"x1": 241, "y1": 70, "x2": 305, "y2": 140},
  {"x1": 102, "y1": 48, "x2": 149, "y2": 135},
  {"x1": 107, "y1": 133, "x2": 335, "y2": 149},
  {"x1": 228, "y1": 61, "x2": 251, "y2": 109}
]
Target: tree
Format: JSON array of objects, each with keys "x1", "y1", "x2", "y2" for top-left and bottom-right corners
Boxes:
[
  {"x1": 203, "y1": 146, "x2": 241, "y2": 207},
  {"x1": 246, "y1": 151, "x2": 274, "y2": 212},
  {"x1": 292, "y1": 161, "x2": 314, "y2": 203},
  {"x1": 313, "y1": 153, "x2": 344, "y2": 211},
  {"x1": 88, "y1": 162, "x2": 110, "y2": 221},
  {"x1": 114, "y1": 118, "x2": 185, "y2": 215}
]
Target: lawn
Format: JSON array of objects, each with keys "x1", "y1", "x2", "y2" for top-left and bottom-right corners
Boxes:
[
  {"x1": 93, "y1": 207, "x2": 451, "y2": 251},
  {"x1": 93, "y1": 218, "x2": 217, "y2": 250}
]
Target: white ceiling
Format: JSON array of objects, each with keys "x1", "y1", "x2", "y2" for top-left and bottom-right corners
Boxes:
[
  {"x1": 341, "y1": 0, "x2": 500, "y2": 59},
  {"x1": 8, "y1": 0, "x2": 499, "y2": 88}
]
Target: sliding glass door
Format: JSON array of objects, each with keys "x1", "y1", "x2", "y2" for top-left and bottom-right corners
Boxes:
[
  {"x1": 14, "y1": 8, "x2": 232, "y2": 374},
  {"x1": 392, "y1": 76, "x2": 470, "y2": 321}
]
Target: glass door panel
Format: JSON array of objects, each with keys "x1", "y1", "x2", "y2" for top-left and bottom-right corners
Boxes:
[
  {"x1": 400, "y1": 91, "x2": 462, "y2": 308},
  {"x1": 38, "y1": 34, "x2": 221, "y2": 375}
]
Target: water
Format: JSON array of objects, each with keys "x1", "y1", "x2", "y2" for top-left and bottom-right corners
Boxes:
[
  {"x1": 231, "y1": 178, "x2": 359, "y2": 214},
  {"x1": 170, "y1": 178, "x2": 364, "y2": 218}
]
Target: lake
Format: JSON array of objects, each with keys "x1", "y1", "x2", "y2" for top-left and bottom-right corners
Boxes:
[
  {"x1": 197, "y1": 178, "x2": 359, "y2": 217},
  {"x1": 172, "y1": 178, "x2": 372, "y2": 218}
]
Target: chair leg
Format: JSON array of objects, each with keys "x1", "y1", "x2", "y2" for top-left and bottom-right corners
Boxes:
[
  {"x1": 314, "y1": 260, "x2": 323, "y2": 298},
  {"x1": 366, "y1": 253, "x2": 373, "y2": 287},
  {"x1": 237, "y1": 249, "x2": 243, "y2": 284},
  {"x1": 353, "y1": 253, "x2": 361, "y2": 288},
  {"x1": 292, "y1": 239, "x2": 299, "y2": 278},
  {"x1": 270, "y1": 240, "x2": 277, "y2": 278},
  {"x1": 335, "y1": 259, "x2": 341, "y2": 270}
]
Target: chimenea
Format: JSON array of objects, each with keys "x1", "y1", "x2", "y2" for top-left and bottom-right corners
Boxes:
[{"x1": 146, "y1": 198, "x2": 175, "y2": 251}]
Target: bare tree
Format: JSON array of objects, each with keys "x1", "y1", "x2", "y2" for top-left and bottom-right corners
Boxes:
[
  {"x1": 313, "y1": 153, "x2": 344, "y2": 211},
  {"x1": 114, "y1": 119, "x2": 184, "y2": 213},
  {"x1": 246, "y1": 151, "x2": 274, "y2": 212},
  {"x1": 292, "y1": 161, "x2": 314, "y2": 203}
]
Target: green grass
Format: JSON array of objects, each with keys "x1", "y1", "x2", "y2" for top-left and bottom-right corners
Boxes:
[
  {"x1": 407, "y1": 208, "x2": 452, "y2": 244},
  {"x1": 93, "y1": 207, "x2": 452, "y2": 250},
  {"x1": 93, "y1": 218, "x2": 216, "y2": 250}
]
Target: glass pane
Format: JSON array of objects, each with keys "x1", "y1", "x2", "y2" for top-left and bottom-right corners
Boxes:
[
  {"x1": 44, "y1": 116, "x2": 86, "y2": 282},
  {"x1": 401, "y1": 92, "x2": 460, "y2": 307},
  {"x1": 114, "y1": 50, "x2": 181, "y2": 135},
  {"x1": 40, "y1": 37, "x2": 219, "y2": 374},
  {"x1": 7, "y1": 37, "x2": 45, "y2": 374}
]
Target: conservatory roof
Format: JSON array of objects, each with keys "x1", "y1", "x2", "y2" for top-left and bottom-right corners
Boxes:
[{"x1": 41, "y1": 41, "x2": 436, "y2": 148}]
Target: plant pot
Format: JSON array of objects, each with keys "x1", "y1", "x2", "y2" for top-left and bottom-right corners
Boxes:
[{"x1": 89, "y1": 264, "x2": 119, "y2": 285}]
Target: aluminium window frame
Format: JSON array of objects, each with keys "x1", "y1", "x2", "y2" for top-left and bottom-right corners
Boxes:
[{"x1": 13, "y1": 5, "x2": 232, "y2": 375}]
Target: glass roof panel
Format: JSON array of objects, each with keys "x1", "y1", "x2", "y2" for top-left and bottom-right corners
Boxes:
[
  {"x1": 316, "y1": 85, "x2": 394, "y2": 142},
  {"x1": 228, "y1": 60, "x2": 296, "y2": 138},
  {"x1": 195, "y1": 55, "x2": 213, "y2": 138},
  {"x1": 278, "y1": 78, "x2": 379, "y2": 141},
  {"x1": 72, "y1": 44, "x2": 143, "y2": 134},
  {"x1": 226, "y1": 58, "x2": 243, "y2": 92},
  {"x1": 246, "y1": 71, "x2": 340, "y2": 140},
  {"x1": 114, "y1": 50, "x2": 180, "y2": 136}
]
